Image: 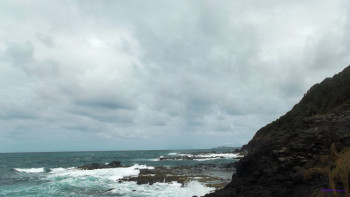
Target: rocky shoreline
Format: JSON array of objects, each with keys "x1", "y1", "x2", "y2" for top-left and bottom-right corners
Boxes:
[
  {"x1": 120, "y1": 164, "x2": 234, "y2": 189},
  {"x1": 77, "y1": 160, "x2": 237, "y2": 191}
]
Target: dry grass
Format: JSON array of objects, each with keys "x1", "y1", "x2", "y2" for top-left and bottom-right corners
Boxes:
[{"x1": 304, "y1": 144, "x2": 350, "y2": 197}]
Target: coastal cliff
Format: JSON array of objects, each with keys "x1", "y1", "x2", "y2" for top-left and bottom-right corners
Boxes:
[{"x1": 205, "y1": 65, "x2": 350, "y2": 197}]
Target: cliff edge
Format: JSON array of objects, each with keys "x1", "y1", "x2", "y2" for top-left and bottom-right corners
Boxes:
[{"x1": 205, "y1": 65, "x2": 350, "y2": 197}]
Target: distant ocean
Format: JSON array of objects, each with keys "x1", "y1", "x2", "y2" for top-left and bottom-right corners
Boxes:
[{"x1": 0, "y1": 149, "x2": 239, "y2": 197}]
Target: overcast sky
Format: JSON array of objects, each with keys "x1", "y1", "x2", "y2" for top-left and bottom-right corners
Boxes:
[{"x1": 0, "y1": 0, "x2": 349, "y2": 152}]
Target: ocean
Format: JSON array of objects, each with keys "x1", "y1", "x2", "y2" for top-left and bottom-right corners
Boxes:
[{"x1": 0, "y1": 148, "x2": 240, "y2": 197}]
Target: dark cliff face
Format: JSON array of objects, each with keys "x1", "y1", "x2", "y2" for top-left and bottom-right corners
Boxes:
[{"x1": 205, "y1": 65, "x2": 350, "y2": 197}]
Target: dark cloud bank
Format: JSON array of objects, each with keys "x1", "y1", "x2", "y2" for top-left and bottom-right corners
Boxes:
[{"x1": 0, "y1": 0, "x2": 349, "y2": 152}]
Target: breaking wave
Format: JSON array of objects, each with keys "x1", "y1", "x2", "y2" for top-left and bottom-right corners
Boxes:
[{"x1": 14, "y1": 168, "x2": 45, "y2": 173}]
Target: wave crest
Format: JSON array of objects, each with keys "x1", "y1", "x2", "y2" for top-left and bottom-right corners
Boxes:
[{"x1": 14, "y1": 168, "x2": 45, "y2": 173}]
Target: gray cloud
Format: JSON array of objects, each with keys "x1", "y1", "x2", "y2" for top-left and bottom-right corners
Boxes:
[
  {"x1": 2, "y1": 42, "x2": 60, "y2": 77},
  {"x1": 0, "y1": 0, "x2": 349, "y2": 152},
  {"x1": 36, "y1": 33, "x2": 55, "y2": 47}
]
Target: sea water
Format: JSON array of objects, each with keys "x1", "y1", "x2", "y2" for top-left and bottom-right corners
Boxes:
[{"x1": 0, "y1": 149, "x2": 238, "y2": 197}]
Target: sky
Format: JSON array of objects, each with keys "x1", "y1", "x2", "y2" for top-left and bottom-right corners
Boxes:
[{"x1": 0, "y1": 0, "x2": 349, "y2": 152}]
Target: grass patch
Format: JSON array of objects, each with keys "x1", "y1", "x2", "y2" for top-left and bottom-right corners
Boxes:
[{"x1": 304, "y1": 143, "x2": 350, "y2": 197}]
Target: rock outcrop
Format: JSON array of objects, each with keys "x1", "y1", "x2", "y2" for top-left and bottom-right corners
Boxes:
[
  {"x1": 121, "y1": 164, "x2": 235, "y2": 189},
  {"x1": 205, "y1": 65, "x2": 350, "y2": 197},
  {"x1": 77, "y1": 161, "x2": 122, "y2": 170}
]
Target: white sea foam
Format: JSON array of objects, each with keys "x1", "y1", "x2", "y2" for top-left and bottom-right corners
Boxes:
[
  {"x1": 194, "y1": 158, "x2": 218, "y2": 161},
  {"x1": 198, "y1": 153, "x2": 242, "y2": 159},
  {"x1": 155, "y1": 152, "x2": 242, "y2": 161},
  {"x1": 177, "y1": 153, "x2": 194, "y2": 157},
  {"x1": 49, "y1": 167, "x2": 68, "y2": 173},
  {"x1": 109, "y1": 180, "x2": 214, "y2": 197},
  {"x1": 14, "y1": 168, "x2": 45, "y2": 173},
  {"x1": 185, "y1": 181, "x2": 215, "y2": 196},
  {"x1": 14, "y1": 165, "x2": 215, "y2": 196},
  {"x1": 47, "y1": 164, "x2": 154, "y2": 181}
]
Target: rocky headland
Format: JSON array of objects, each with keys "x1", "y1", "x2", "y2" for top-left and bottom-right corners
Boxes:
[{"x1": 205, "y1": 65, "x2": 350, "y2": 197}]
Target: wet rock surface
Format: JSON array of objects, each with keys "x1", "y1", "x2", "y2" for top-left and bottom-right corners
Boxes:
[
  {"x1": 120, "y1": 163, "x2": 236, "y2": 189},
  {"x1": 77, "y1": 161, "x2": 122, "y2": 170},
  {"x1": 77, "y1": 160, "x2": 237, "y2": 190}
]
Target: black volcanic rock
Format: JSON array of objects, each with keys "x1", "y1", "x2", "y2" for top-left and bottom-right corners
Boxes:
[
  {"x1": 205, "y1": 65, "x2": 350, "y2": 197},
  {"x1": 106, "y1": 161, "x2": 121, "y2": 168},
  {"x1": 77, "y1": 161, "x2": 122, "y2": 170}
]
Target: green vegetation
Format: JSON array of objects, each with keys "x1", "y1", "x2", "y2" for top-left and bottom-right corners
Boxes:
[
  {"x1": 304, "y1": 144, "x2": 350, "y2": 197},
  {"x1": 253, "y1": 66, "x2": 350, "y2": 140}
]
